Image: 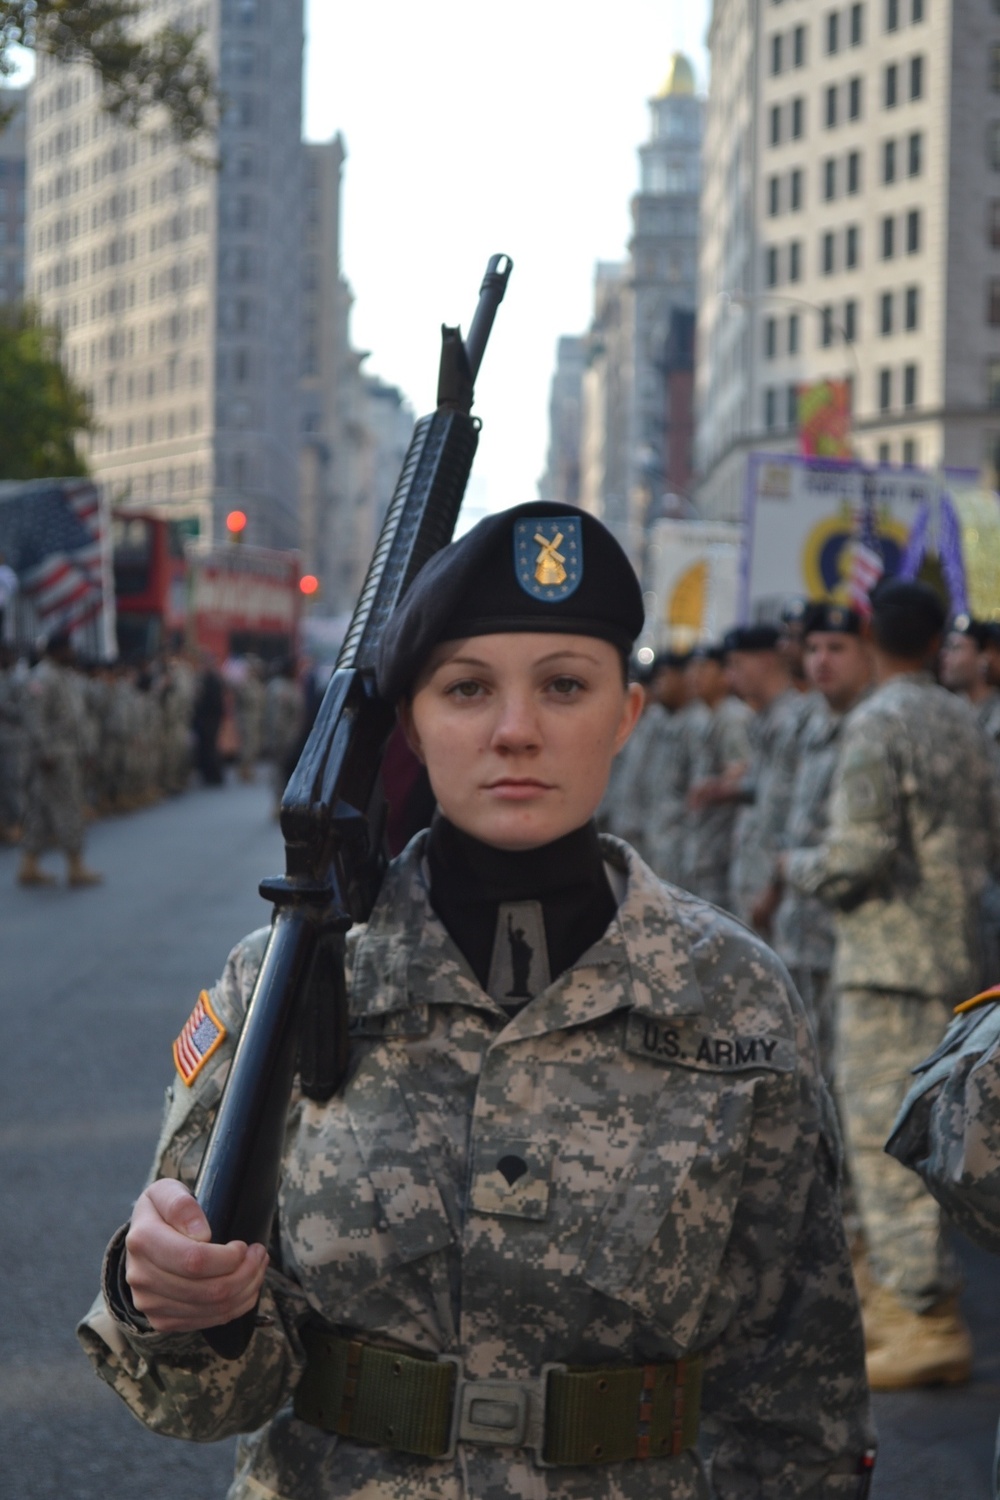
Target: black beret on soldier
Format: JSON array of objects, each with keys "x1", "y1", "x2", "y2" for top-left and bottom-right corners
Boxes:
[
  {"x1": 722, "y1": 623, "x2": 782, "y2": 654},
  {"x1": 802, "y1": 602, "x2": 863, "y2": 637},
  {"x1": 949, "y1": 613, "x2": 991, "y2": 650},
  {"x1": 376, "y1": 501, "x2": 645, "y2": 702}
]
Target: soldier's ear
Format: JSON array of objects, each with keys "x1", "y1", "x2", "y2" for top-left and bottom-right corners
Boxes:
[
  {"x1": 396, "y1": 698, "x2": 426, "y2": 764},
  {"x1": 614, "y1": 681, "x2": 645, "y2": 754}
]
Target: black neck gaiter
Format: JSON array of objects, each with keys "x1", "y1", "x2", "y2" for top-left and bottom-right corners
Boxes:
[{"x1": 425, "y1": 815, "x2": 617, "y2": 1012}]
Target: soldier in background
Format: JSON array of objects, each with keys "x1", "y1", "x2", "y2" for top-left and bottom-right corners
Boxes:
[
  {"x1": 158, "y1": 649, "x2": 196, "y2": 796},
  {"x1": 262, "y1": 658, "x2": 305, "y2": 816},
  {"x1": 596, "y1": 656, "x2": 665, "y2": 865},
  {"x1": 192, "y1": 653, "x2": 225, "y2": 787},
  {"x1": 770, "y1": 605, "x2": 874, "y2": 1082},
  {"x1": 683, "y1": 642, "x2": 752, "y2": 911},
  {"x1": 940, "y1": 614, "x2": 1000, "y2": 753},
  {"x1": 643, "y1": 652, "x2": 708, "y2": 884},
  {"x1": 18, "y1": 632, "x2": 102, "y2": 887},
  {"x1": 235, "y1": 656, "x2": 266, "y2": 784},
  {"x1": 0, "y1": 642, "x2": 27, "y2": 843},
  {"x1": 781, "y1": 579, "x2": 1000, "y2": 1390}
]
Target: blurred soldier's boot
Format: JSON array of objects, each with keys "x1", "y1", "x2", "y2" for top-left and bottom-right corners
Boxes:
[
  {"x1": 17, "y1": 853, "x2": 56, "y2": 886},
  {"x1": 67, "y1": 853, "x2": 103, "y2": 887},
  {"x1": 865, "y1": 1292, "x2": 973, "y2": 1389}
]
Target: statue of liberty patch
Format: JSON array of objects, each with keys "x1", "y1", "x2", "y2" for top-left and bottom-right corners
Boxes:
[
  {"x1": 514, "y1": 517, "x2": 583, "y2": 601},
  {"x1": 487, "y1": 901, "x2": 551, "y2": 1010}
]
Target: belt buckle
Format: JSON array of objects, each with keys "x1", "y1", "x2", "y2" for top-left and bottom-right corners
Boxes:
[
  {"x1": 436, "y1": 1357, "x2": 568, "y2": 1462},
  {"x1": 533, "y1": 1363, "x2": 568, "y2": 1468}
]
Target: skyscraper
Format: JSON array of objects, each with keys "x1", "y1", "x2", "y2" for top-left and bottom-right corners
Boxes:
[
  {"x1": 26, "y1": 0, "x2": 304, "y2": 549},
  {"x1": 0, "y1": 86, "x2": 28, "y2": 307}
]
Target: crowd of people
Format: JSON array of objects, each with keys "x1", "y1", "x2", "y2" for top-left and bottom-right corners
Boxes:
[
  {"x1": 600, "y1": 585, "x2": 1000, "y2": 1394},
  {"x1": 0, "y1": 636, "x2": 307, "y2": 885}
]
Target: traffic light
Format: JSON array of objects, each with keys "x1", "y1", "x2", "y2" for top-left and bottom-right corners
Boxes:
[
  {"x1": 299, "y1": 574, "x2": 320, "y2": 598},
  {"x1": 226, "y1": 509, "x2": 247, "y2": 543}
]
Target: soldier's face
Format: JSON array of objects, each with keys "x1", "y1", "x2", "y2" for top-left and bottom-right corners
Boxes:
[
  {"x1": 939, "y1": 632, "x2": 981, "y2": 692},
  {"x1": 402, "y1": 633, "x2": 643, "y2": 850},
  {"x1": 804, "y1": 632, "x2": 872, "y2": 710}
]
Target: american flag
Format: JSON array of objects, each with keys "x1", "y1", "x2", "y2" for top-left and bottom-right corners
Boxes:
[
  {"x1": 172, "y1": 990, "x2": 227, "y2": 1086},
  {"x1": 0, "y1": 480, "x2": 104, "y2": 633},
  {"x1": 847, "y1": 477, "x2": 884, "y2": 616}
]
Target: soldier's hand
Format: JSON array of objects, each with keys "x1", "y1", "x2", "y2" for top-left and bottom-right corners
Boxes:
[{"x1": 125, "y1": 1179, "x2": 268, "y2": 1334}]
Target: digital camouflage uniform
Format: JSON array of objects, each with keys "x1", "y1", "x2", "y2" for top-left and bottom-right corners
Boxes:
[
  {"x1": 0, "y1": 659, "x2": 27, "y2": 832},
  {"x1": 597, "y1": 705, "x2": 668, "y2": 866},
  {"x1": 79, "y1": 836, "x2": 874, "y2": 1500},
  {"x1": 777, "y1": 697, "x2": 858, "y2": 1082},
  {"x1": 644, "y1": 700, "x2": 709, "y2": 886},
  {"x1": 887, "y1": 993, "x2": 1000, "y2": 1497},
  {"x1": 730, "y1": 689, "x2": 810, "y2": 925},
  {"x1": 21, "y1": 656, "x2": 89, "y2": 857},
  {"x1": 975, "y1": 692, "x2": 1000, "y2": 979},
  {"x1": 785, "y1": 673, "x2": 1000, "y2": 1311},
  {"x1": 977, "y1": 690, "x2": 1000, "y2": 753},
  {"x1": 681, "y1": 696, "x2": 752, "y2": 913}
]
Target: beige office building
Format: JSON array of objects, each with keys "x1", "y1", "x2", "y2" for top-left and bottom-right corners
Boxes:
[
  {"x1": 26, "y1": 0, "x2": 304, "y2": 549},
  {"x1": 696, "y1": 0, "x2": 1000, "y2": 518}
]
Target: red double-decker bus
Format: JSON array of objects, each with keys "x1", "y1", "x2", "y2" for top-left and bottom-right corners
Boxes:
[{"x1": 112, "y1": 511, "x2": 301, "y2": 664}]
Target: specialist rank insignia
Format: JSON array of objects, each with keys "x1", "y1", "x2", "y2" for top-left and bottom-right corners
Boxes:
[
  {"x1": 514, "y1": 516, "x2": 583, "y2": 601},
  {"x1": 173, "y1": 989, "x2": 227, "y2": 1086}
]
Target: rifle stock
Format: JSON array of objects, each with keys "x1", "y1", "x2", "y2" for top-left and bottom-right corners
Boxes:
[{"x1": 193, "y1": 255, "x2": 512, "y2": 1357}]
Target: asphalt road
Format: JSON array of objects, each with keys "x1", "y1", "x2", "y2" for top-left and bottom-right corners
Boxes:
[{"x1": 1, "y1": 780, "x2": 997, "y2": 1498}]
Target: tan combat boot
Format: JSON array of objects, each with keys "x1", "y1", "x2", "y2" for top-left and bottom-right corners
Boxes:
[
  {"x1": 67, "y1": 853, "x2": 103, "y2": 887},
  {"x1": 865, "y1": 1293, "x2": 973, "y2": 1390},
  {"x1": 17, "y1": 853, "x2": 56, "y2": 886}
]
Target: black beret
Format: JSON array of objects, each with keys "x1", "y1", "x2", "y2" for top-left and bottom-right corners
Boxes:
[
  {"x1": 949, "y1": 613, "x2": 991, "y2": 649},
  {"x1": 652, "y1": 650, "x2": 691, "y2": 673},
  {"x1": 691, "y1": 642, "x2": 725, "y2": 664},
  {"x1": 802, "y1": 602, "x2": 863, "y2": 637},
  {"x1": 869, "y1": 577, "x2": 947, "y2": 633},
  {"x1": 984, "y1": 622, "x2": 1000, "y2": 648},
  {"x1": 376, "y1": 501, "x2": 645, "y2": 701},
  {"x1": 722, "y1": 623, "x2": 782, "y2": 654}
]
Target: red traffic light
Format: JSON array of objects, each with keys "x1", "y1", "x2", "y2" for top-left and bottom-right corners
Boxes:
[
  {"x1": 299, "y1": 574, "x2": 319, "y2": 596},
  {"x1": 226, "y1": 509, "x2": 247, "y2": 535}
]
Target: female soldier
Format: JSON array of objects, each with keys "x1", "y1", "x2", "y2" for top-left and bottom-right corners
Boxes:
[{"x1": 79, "y1": 503, "x2": 873, "y2": 1498}]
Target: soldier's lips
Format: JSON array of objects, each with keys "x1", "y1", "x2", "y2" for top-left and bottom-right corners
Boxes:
[{"x1": 484, "y1": 778, "x2": 555, "y2": 800}]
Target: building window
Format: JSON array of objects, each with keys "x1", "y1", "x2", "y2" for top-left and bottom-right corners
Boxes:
[
  {"x1": 786, "y1": 385, "x2": 799, "y2": 427},
  {"x1": 882, "y1": 216, "x2": 895, "y2": 257},
  {"x1": 847, "y1": 149, "x2": 861, "y2": 192},
  {"x1": 765, "y1": 315, "x2": 778, "y2": 358},
  {"x1": 905, "y1": 284, "x2": 920, "y2": 328},
  {"x1": 792, "y1": 97, "x2": 805, "y2": 137},
  {"x1": 851, "y1": 3, "x2": 864, "y2": 44},
  {"x1": 885, "y1": 64, "x2": 898, "y2": 107},
  {"x1": 991, "y1": 200, "x2": 1000, "y2": 245},
  {"x1": 883, "y1": 139, "x2": 897, "y2": 183},
  {"x1": 903, "y1": 363, "x2": 918, "y2": 408},
  {"x1": 991, "y1": 123, "x2": 1000, "y2": 171},
  {"x1": 844, "y1": 298, "x2": 858, "y2": 340},
  {"x1": 849, "y1": 77, "x2": 862, "y2": 118},
  {"x1": 765, "y1": 388, "x2": 778, "y2": 430},
  {"x1": 821, "y1": 305, "x2": 835, "y2": 346},
  {"x1": 878, "y1": 441, "x2": 892, "y2": 463},
  {"x1": 827, "y1": 11, "x2": 840, "y2": 53},
  {"x1": 826, "y1": 85, "x2": 838, "y2": 127},
  {"x1": 880, "y1": 290, "x2": 894, "y2": 334},
  {"x1": 790, "y1": 239, "x2": 803, "y2": 280},
  {"x1": 790, "y1": 167, "x2": 803, "y2": 209},
  {"x1": 910, "y1": 55, "x2": 924, "y2": 100},
  {"x1": 912, "y1": 0, "x2": 923, "y2": 20},
  {"x1": 992, "y1": 44, "x2": 1000, "y2": 93},
  {"x1": 989, "y1": 279, "x2": 1000, "y2": 325},
  {"x1": 788, "y1": 311, "x2": 800, "y2": 352},
  {"x1": 886, "y1": 0, "x2": 899, "y2": 29},
  {"x1": 907, "y1": 208, "x2": 921, "y2": 252},
  {"x1": 846, "y1": 223, "x2": 860, "y2": 267},
  {"x1": 794, "y1": 24, "x2": 806, "y2": 66},
  {"x1": 770, "y1": 104, "x2": 782, "y2": 146},
  {"x1": 902, "y1": 437, "x2": 916, "y2": 464},
  {"x1": 768, "y1": 175, "x2": 781, "y2": 215},
  {"x1": 766, "y1": 245, "x2": 779, "y2": 286},
  {"x1": 908, "y1": 131, "x2": 923, "y2": 175},
  {"x1": 771, "y1": 33, "x2": 783, "y2": 74},
  {"x1": 822, "y1": 230, "x2": 836, "y2": 272},
  {"x1": 879, "y1": 368, "x2": 893, "y2": 410},
  {"x1": 989, "y1": 360, "x2": 1000, "y2": 408},
  {"x1": 824, "y1": 158, "x2": 837, "y2": 199}
]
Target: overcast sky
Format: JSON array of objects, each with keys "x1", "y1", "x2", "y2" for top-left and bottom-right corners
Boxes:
[{"x1": 303, "y1": 0, "x2": 711, "y2": 521}]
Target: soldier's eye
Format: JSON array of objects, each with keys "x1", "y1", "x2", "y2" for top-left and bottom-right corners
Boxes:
[
  {"x1": 445, "y1": 679, "x2": 485, "y2": 699},
  {"x1": 549, "y1": 676, "x2": 584, "y2": 696}
]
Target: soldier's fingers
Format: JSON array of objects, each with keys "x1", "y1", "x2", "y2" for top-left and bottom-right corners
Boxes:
[
  {"x1": 144, "y1": 1177, "x2": 212, "y2": 1242},
  {"x1": 128, "y1": 1187, "x2": 260, "y2": 1281},
  {"x1": 127, "y1": 1242, "x2": 267, "y2": 1326}
]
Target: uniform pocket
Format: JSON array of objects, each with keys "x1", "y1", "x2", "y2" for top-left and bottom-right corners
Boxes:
[{"x1": 578, "y1": 1071, "x2": 755, "y2": 1349}]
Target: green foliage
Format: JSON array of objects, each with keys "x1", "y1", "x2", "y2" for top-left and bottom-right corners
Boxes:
[
  {"x1": 0, "y1": 1, "x2": 216, "y2": 143},
  {"x1": 0, "y1": 304, "x2": 93, "y2": 479}
]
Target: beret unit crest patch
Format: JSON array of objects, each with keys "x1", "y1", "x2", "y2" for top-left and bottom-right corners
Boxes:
[{"x1": 514, "y1": 517, "x2": 583, "y2": 602}]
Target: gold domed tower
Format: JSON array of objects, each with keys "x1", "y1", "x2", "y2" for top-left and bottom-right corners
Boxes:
[{"x1": 657, "y1": 52, "x2": 696, "y2": 99}]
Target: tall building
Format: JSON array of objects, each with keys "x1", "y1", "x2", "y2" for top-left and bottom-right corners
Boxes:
[
  {"x1": 26, "y1": 0, "x2": 304, "y2": 549},
  {"x1": 696, "y1": 0, "x2": 1000, "y2": 518},
  {"x1": 538, "y1": 334, "x2": 586, "y2": 506},
  {"x1": 0, "y1": 86, "x2": 28, "y2": 307},
  {"x1": 298, "y1": 136, "x2": 413, "y2": 617}
]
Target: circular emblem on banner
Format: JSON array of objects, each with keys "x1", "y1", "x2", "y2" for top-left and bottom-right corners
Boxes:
[{"x1": 514, "y1": 517, "x2": 583, "y2": 601}]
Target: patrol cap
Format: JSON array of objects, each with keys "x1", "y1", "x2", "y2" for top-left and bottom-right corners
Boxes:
[
  {"x1": 949, "y1": 613, "x2": 990, "y2": 649},
  {"x1": 376, "y1": 501, "x2": 645, "y2": 701},
  {"x1": 691, "y1": 642, "x2": 726, "y2": 664},
  {"x1": 722, "y1": 623, "x2": 782, "y2": 654},
  {"x1": 802, "y1": 602, "x2": 863, "y2": 637}
]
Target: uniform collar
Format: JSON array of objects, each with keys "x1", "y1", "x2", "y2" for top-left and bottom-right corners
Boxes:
[{"x1": 350, "y1": 833, "x2": 706, "y2": 1032}]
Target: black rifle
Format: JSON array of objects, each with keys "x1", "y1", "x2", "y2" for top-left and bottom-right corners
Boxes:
[{"x1": 194, "y1": 254, "x2": 513, "y2": 1357}]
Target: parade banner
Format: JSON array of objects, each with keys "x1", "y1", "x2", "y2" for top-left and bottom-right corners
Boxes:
[
  {"x1": 739, "y1": 454, "x2": 991, "y2": 620},
  {"x1": 646, "y1": 517, "x2": 741, "y2": 650},
  {"x1": 797, "y1": 379, "x2": 852, "y2": 459}
]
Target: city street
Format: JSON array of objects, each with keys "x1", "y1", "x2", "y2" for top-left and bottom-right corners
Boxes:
[{"x1": 0, "y1": 780, "x2": 998, "y2": 1498}]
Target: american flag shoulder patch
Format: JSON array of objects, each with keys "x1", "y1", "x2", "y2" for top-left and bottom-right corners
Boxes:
[{"x1": 173, "y1": 990, "x2": 227, "y2": 1086}]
